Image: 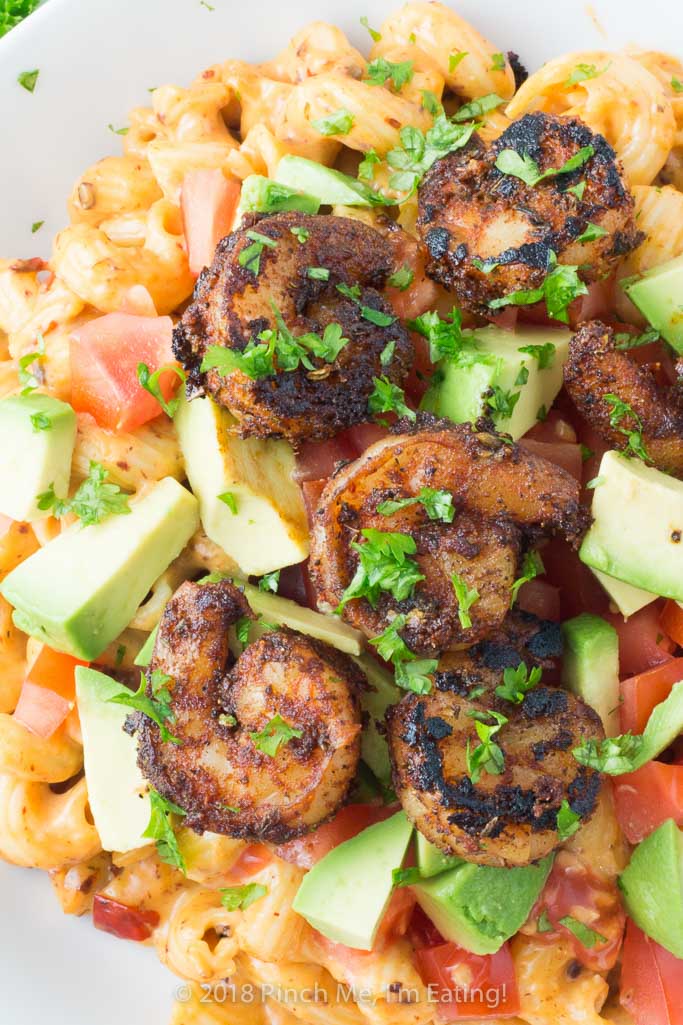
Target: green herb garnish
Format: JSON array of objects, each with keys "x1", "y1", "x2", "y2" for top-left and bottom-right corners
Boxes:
[
  {"x1": 108, "y1": 670, "x2": 181, "y2": 745},
  {"x1": 311, "y1": 108, "x2": 355, "y2": 136},
  {"x1": 377, "y1": 487, "x2": 455, "y2": 523},
  {"x1": 250, "y1": 714, "x2": 303, "y2": 757},
  {"x1": 136, "y1": 362, "x2": 186, "y2": 418},
  {"x1": 37, "y1": 460, "x2": 130, "y2": 527},
  {"x1": 494, "y1": 144, "x2": 594, "y2": 188},
  {"x1": 495, "y1": 663, "x2": 542, "y2": 704},
  {"x1": 556, "y1": 799, "x2": 581, "y2": 841},
  {"x1": 451, "y1": 572, "x2": 479, "y2": 629},
  {"x1": 338, "y1": 528, "x2": 424, "y2": 611},
  {"x1": 219, "y1": 883, "x2": 268, "y2": 911},
  {"x1": 143, "y1": 789, "x2": 187, "y2": 872},
  {"x1": 604, "y1": 394, "x2": 650, "y2": 462},
  {"x1": 365, "y1": 58, "x2": 414, "y2": 90},
  {"x1": 466, "y1": 709, "x2": 507, "y2": 783}
]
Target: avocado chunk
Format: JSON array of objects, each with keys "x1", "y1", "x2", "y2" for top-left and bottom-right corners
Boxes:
[
  {"x1": 412, "y1": 855, "x2": 554, "y2": 955},
  {"x1": 580, "y1": 451, "x2": 683, "y2": 599},
  {"x1": 238, "y1": 175, "x2": 321, "y2": 217},
  {"x1": 275, "y1": 155, "x2": 383, "y2": 208},
  {"x1": 238, "y1": 581, "x2": 363, "y2": 655},
  {"x1": 420, "y1": 325, "x2": 570, "y2": 440},
  {"x1": 417, "y1": 831, "x2": 463, "y2": 878},
  {"x1": 175, "y1": 393, "x2": 309, "y2": 576},
  {"x1": 591, "y1": 569, "x2": 657, "y2": 618},
  {"x1": 0, "y1": 478, "x2": 199, "y2": 659},
  {"x1": 75, "y1": 666, "x2": 151, "y2": 852},
  {"x1": 623, "y1": 254, "x2": 683, "y2": 353},
  {"x1": 0, "y1": 394, "x2": 76, "y2": 522},
  {"x1": 562, "y1": 614, "x2": 620, "y2": 735},
  {"x1": 619, "y1": 819, "x2": 683, "y2": 957},
  {"x1": 352, "y1": 653, "x2": 400, "y2": 785},
  {"x1": 292, "y1": 811, "x2": 414, "y2": 950}
]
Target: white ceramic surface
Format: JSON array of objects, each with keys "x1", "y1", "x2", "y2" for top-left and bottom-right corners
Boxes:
[{"x1": 0, "y1": 0, "x2": 681, "y2": 1022}]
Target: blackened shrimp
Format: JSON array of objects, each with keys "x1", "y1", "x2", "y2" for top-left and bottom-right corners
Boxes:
[
  {"x1": 417, "y1": 112, "x2": 643, "y2": 316},
  {"x1": 309, "y1": 416, "x2": 589, "y2": 654},
  {"x1": 388, "y1": 650, "x2": 604, "y2": 867},
  {"x1": 173, "y1": 212, "x2": 412, "y2": 443},
  {"x1": 564, "y1": 320, "x2": 683, "y2": 476},
  {"x1": 135, "y1": 580, "x2": 363, "y2": 842}
]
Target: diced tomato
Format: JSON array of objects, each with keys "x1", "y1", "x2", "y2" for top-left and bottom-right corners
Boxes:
[
  {"x1": 518, "y1": 438, "x2": 582, "y2": 481},
  {"x1": 516, "y1": 577, "x2": 561, "y2": 622},
  {"x1": 414, "y1": 941, "x2": 520, "y2": 1020},
  {"x1": 541, "y1": 538, "x2": 608, "y2": 619},
  {"x1": 620, "y1": 920, "x2": 683, "y2": 1025},
  {"x1": 24, "y1": 645, "x2": 88, "y2": 736},
  {"x1": 300, "y1": 480, "x2": 326, "y2": 530},
  {"x1": 532, "y1": 854, "x2": 625, "y2": 972},
  {"x1": 181, "y1": 170, "x2": 241, "y2": 276},
  {"x1": 620, "y1": 658, "x2": 683, "y2": 734},
  {"x1": 568, "y1": 277, "x2": 615, "y2": 328},
  {"x1": 485, "y1": 306, "x2": 518, "y2": 331},
  {"x1": 374, "y1": 885, "x2": 417, "y2": 949},
  {"x1": 409, "y1": 904, "x2": 447, "y2": 950},
  {"x1": 70, "y1": 313, "x2": 179, "y2": 432},
  {"x1": 276, "y1": 804, "x2": 392, "y2": 868},
  {"x1": 294, "y1": 435, "x2": 357, "y2": 483},
  {"x1": 660, "y1": 601, "x2": 683, "y2": 649},
  {"x1": 222, "y1": 843, "x2": 273, "y2": 884},
  {"x1": 13, "y1": 681, "x2": 72, "y2": 739},
  {"x1": 606, "y1": 602, "x2": 675, "y2": 677},
  {"x1": 385, "y1": 232, "x2": 438, "y2": 322},
  {"x1": 613, "y1": 762, "x2": 683, "y2": 843},
  {"x1": 523, "y1": 410, "x2": 577, "y2": 445},
  {"x1": 344, "y1": 421, "x2": 391, "y2": 455},
  {"x1": 92, "y1": 895, "x2": 160, "y2": 942}
]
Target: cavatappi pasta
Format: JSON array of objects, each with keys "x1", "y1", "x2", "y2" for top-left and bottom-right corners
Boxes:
[{"x1": 3, "y1": 1, "x2": 682, "y2": 1022}]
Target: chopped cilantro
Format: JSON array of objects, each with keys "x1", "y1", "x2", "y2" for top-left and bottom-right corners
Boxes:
[
  {"x1": 143, "y1": 789, "x2": 187, "y2": 872},
  {"x1": 672, "y1": 76, "x2": 683, "y2": 94},
  {"x1": 365, "y1": 58, "x2": 414, "y2": 90},
  {"x1": 518, "y1": 342, "x2": 556, "y2": 369},
  {"x1": 31, "y1": 220, "x2": 44, "y2": 234},
  {"x1": 387, "y1": 117, "x2": 477, "y2": 193},
  {"x1": 1, "y1": 1, "x2": 41, "y2": 38},
  {"x1": 604, "y1": 394, "x2": 650, "y2": 462},
  {"x1": 377, "y1": 486, "x2": 455, "y2": 523},
  {"x1": 564, "y1": 63, "x2": 608, "y2": 87},
  {"x1": 580, "y1": 443, "x2": 593, "y2": 462},
  {"x1": 392, "y1": 866, "x2": 422, "y2": 887},
  {"x1": 107, "y1": 123, "x2": 129, "y2": 135},
  {"x1": 338, "y1": 528, "x2": 424, "y2": 611},
  {"x1": 358, "y1": 149, "x2": 381, "y2": 182},
  {"x1": 614, "y1": 328, "x2": 660, "y2": 350},
  {"x1": 30, "y1": 411, "x2": 51, "y2": 432},
  {"x1": 576, "y1": 222, "x2": 608, "y2": 243},
  {"x1": 586, "y1": 475, "x2": 605, "y2": 489},
  {"x1": 489, "y1": 252, "x2": 588, "y2": 323},
  {"x1": 258, "y1": 570, "x2": 280, "y2": 593},
  {"x1": 217, "y1": 491, "x2": 238, "y2": 514},
  {"x1": 495, "y1": 663, "x2": 542, "y2": 704},
  {"x1": 566, "y1": 180, "x2": 586, "y2": 200},
  {"x1": 311, "y1": 108, "x2": 355, "y2": 136},
  {"x1": 17, "y1": 68, "x2": 39, "y2": 92},
  {"x1": 559, "y1": 916, "x2": 606, "y2": 948},
  {"x1": 573, "y1": 732, "x2": 645, "y2": 774},
  {"x1": 115, "y1": 644, "x2": 127, "y2": 667},
  {"x1": 360, "y1": 15, "x2": 381, "y2": 41},
  {"x1": 18, "y1": 337, "x2": 45, "y2": 394},
  {"x1": 451, "y1": 572, "x2": 479, "y2": 629},
  {"x1": 108, "y1": 671, "x2": 181, "y2": 745},
  {"x1": 219, "y1": 883, "x2": 268, "y2": 911},
  {"x1": 510, "y1": 550, "x2": 544, "y2": 606},
  {"x1": 536, "y1": 404, "x2": 548, "y2": 422},
  {"x1": 368, "y1": 375, "x2": 415, "y2": 422},
  {"x1": 453, "y1": 93, "x2": 504, "y2": 122},
  {"x1": 218, "y1": 713, "x2": 237, "y2": 727},
  {"x1": 37, "y1": 460, "x2": 130, "y2": 527},
  {"x1": 421, "y1": 90, "x2": 442, "y2": 116},
  {"x1": 466, "y1": 709, "x2": 507, "y2": 783},
  {"x1": 290, "y1": 225, "x2": 310, "y2": 244},
  {"x1": 448, "y1": 51, "x2": 468, "y2": 72},
  {"x1": 370, "y1": 614, "x2": 436, "y2": 695},
  {"x1": 490, "y1": 52, "x2": 506, "y2": 71},
  {"x1": 486, "y1": 384, "x2": 520, "y2": 421},
  {"x1": 556, "y1": 799, "x2": 581, "y2": 841},
  {"x1": 136, "y1": 362, "x2": 186, "y2": 418},
  {"x1": 250, "y1": 714, "x2": 303, "y2": 757},
  {"x1": 495, "y1": 144, "x2": 594, "y2": 187},
  {"x1": 387, "y1": 265, "x2": 414, "y2": 291},
  {"x1": 235, "y1": 616, "x2": 252, "y2": 651},
  {"x1": 307, "y1": 266, "x2": 330, "y2": 281},
  {"x1": 380, "y1": 340, "x2": 396, "y2": 367},
  {"x1": 515, "y1": 366, "x2": 529, "y2": 386}
]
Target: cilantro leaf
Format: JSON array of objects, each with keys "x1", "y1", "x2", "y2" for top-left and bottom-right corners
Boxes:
[
  {"x1": 395, "y1": 658, "x2": 437, "y2": 695},
  {"x1": 576, "y1": 222, "x2": 608, "y2": 244},
  {"x1": 250, "y1": 714, "x2": 303, "y2": 757},
  {"x1": 0, "y1": 1, "x2": 41, "y2": 39},
  {"x1": 453, "y1": 93, "x2": 504, "y2": 122},
  {"x1": 387, "y1": 117, "x2": 477, "y2": 193},
  {"x1": 559, "y1": 916, "x2": 606, "y2": 948},
  {"x1": 311, "y1": 108, "x2": 355, "y2": 136},
  {"x1": 258, "y1": 570, "x2": 280, "y2": 593},
  {"x1": 614, "y1": 328, "x2": 660, "y2": 351},
  {"x1": 486, "y1": 384, "x2": 520, "y2": 422},
  {"x1": 566, "y1": 180, "x2": 586, "y2": 200},
  {"x1": 564, "y1": 63, "x2": 608, "y2": 87},
  {"x1": 392, "y1": 866, "x2": 422, "y2": 887},
  {"x1": 358, "y1": 149, "x2": 381, "y2": 182},
  {"x1": 31, "y1": 220, "x2": 44, "y2": 234},
  {"x1": 518, "y1": 342, "x2": 556, "y2": 369},
  {"x1": 370, "y1": 614, "x2": 436, "y2": 695},
  {"x1": 556, "y1": 799, "x2": 581, "y2": 841},
  {"x1": 18, "y1": 336, "x2": 45, "y2": 394},
  {"x1": 219, "y1": 883, "x2": 268, "y2": 911},
  {"x1": 307, "y1": 266, "x2": 330, "y2": 281},
  {"x1": 30, "y1": 411, "x2": 51, "y2": 432},
  {"x1": 368, "y1": 376, "x2": 415, "y2": 422},
  {"x1": 338, "y1": 529, "x2": 424, "y2": 611},
  {"x1": 449, "y1": 51, "x2": 468, "y2": 72},
  {"x1": 360, "y1": 15, "x2": 381, "y2": 41},
  {"x1": 37, "y1": 460, "x2": 130, "y2": 527},
  {"x1": 451, "y1": 572, "x2": 479, "y2": 629},
  {"x1": 466, "y1": 709, "x2": 507, "y2": 783},
  {"x1": 136, "y1": 362, "x2": 186, "y2": 418},
  {"x1": 107, "y1": 671, "x2": 181, "y2": 745},
  {"x1": 408, "y1": 307, "x2": 486, "y2": 366},
  {"x1": 290, "y1": 226, "x2": 310, "y2": 243},
  {"x1": 604, "y1": 394, "x2": 651, "y2": 462},
  {"x1": 490, "y1": 52, "x2": 506, "y2": 71},
  {"x1": 143, "y1": 789, "x2": 187, "y2": 872},
  {"x1": 235, "y1": 615, "x2": 252, "y2": 651},
  {"x1": 370, "y1": 613, "x2": 414, "y2": 663},
  {"x1": 489, "y1": 252, "x2": 587, "y2": 323},
  {"x1": 495, "y1": 663, "x2": 542, "y2": 704},
  {"x1": 380, "y1": 340, "x2": 396, "y2": 367},
  {"x1": 217, "y1": 491, "x2": 238, "y2": 514},
  {"x1": 377, "y1": 486, "x2": 455, "y2": 523},
  {"x1": 365, "y1": 58, "x2": 414, "y2": 90},
  {"x1": 387, "y1": 265, "x2": 415, "y2": 291},
  {"x1": 494, "y1": 144, "x2": 594, "y2": 187},
  {"x1": 573, "y1": 732, "x2": 645, "y2": 774},
  {"x1": 510, "y1": 550, "x2": 545, "y2": 607},
  {"x1": 672, "y1": 77, "x2": 683, "y2": 94},
  {"x1": 17, "y1": 68, "x2": 39, "y2": 92}
]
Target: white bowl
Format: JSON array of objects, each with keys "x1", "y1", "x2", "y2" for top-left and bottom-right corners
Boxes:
[{"x1": 0, "y1": 0, "x2": 680, "y2": 1021}]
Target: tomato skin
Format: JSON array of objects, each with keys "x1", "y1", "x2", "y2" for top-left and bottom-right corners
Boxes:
[
  {"x1": 294, "y1": 435, "x2": 357, "y2": 483},
  {"x1": 92, "y1": 895, "x2": 160, "y2": 942},
  {"x1": 532, "y1": 855, "x2": 625, "y2": 972},
  {"x1": 181, "y1": 170, "x2": 240, "y2": 275},
  {"x1": 276, "y1": 805, "x2": 392, "y2": 868},
  {"x1": 620, "y1": 920, "x2": 683, "y2": 1025},
  {"x1": 606, "y1": 602, "x2": 675, "y2": 677},
  {"x1": 414, "y1": 941, "x2": 520, "y2": 1020},
  {"x1": 222, "y1": 844, "x2": 273, "y2": 884},
  {"x1": 24, "y1": 646, "x2": 89, "y2": 737},
  {"x1": 516, "y1": 577, "x2": 561, "y2": 622},
  {"x1": 620, "y1": 658, "x2": 683, "y2": 734},
  {"x1": 70, "y1": 313, "x2": 177, "y2": 432},
  {"x1": 660, "y1": 600, "x2": 683, "y2": 648},
  {"x1": 613, "y1": 763, "x2": 683, "y2": 843},
  {"x1": 13, "y1": 681, "x2": 72, "y2": 739}
]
